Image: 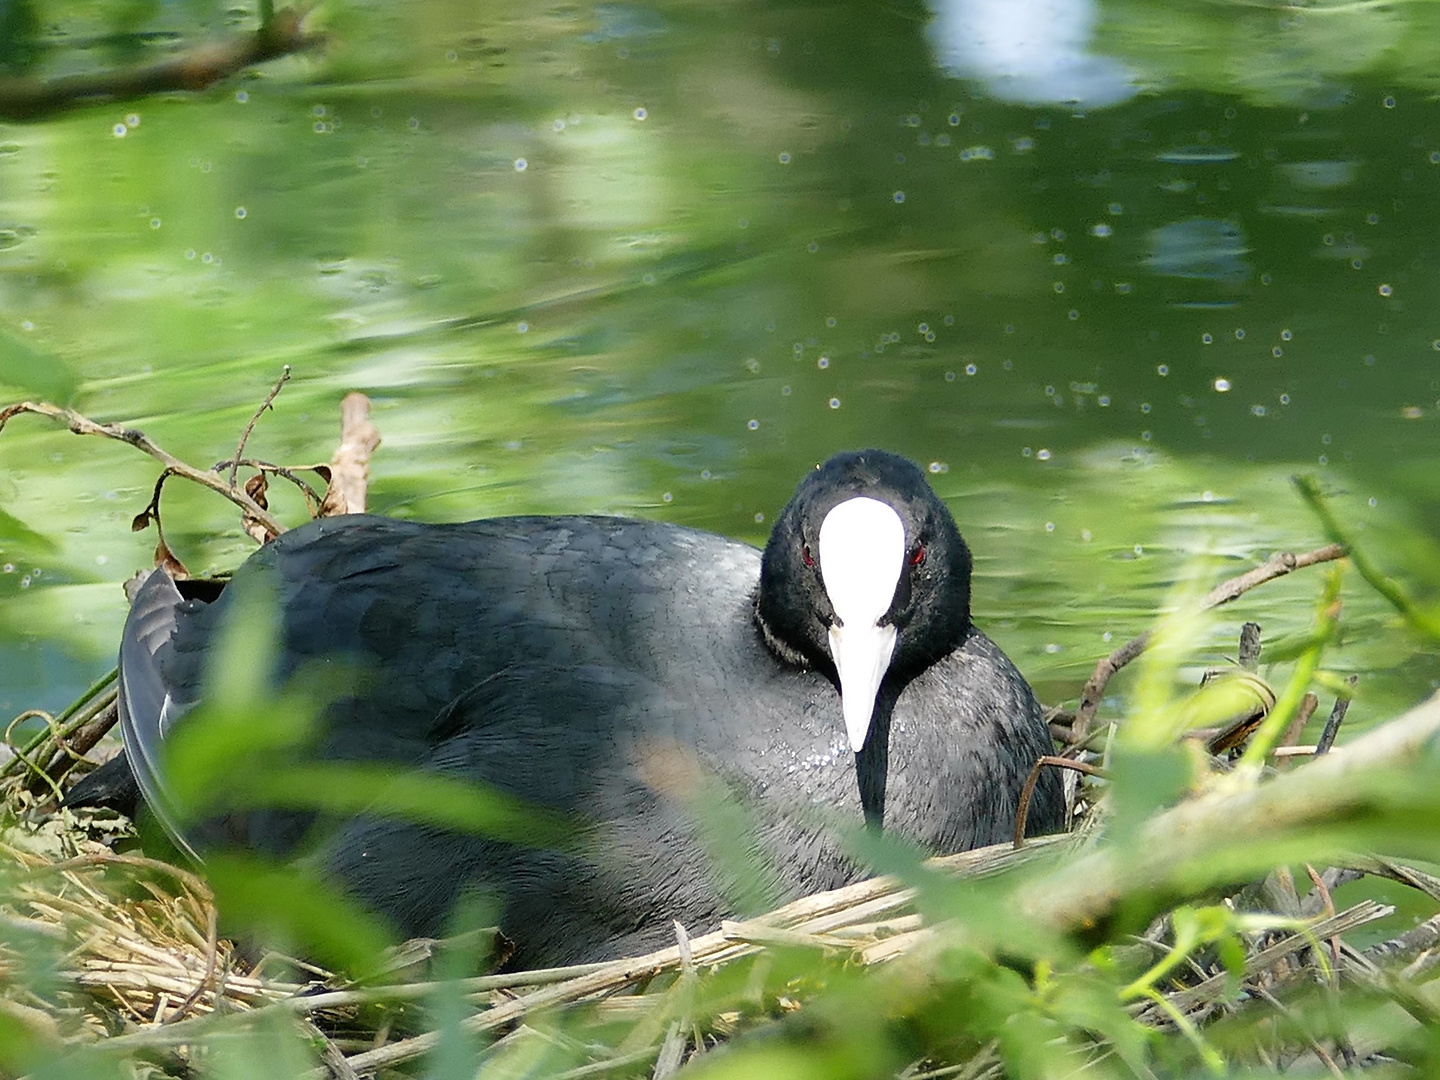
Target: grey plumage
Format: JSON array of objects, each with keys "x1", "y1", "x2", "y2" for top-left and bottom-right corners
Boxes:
[{"x1": 100, "y1": 451, "x2": 1065, "y2": 966}]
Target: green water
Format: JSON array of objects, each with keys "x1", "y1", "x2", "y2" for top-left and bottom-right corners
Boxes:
[{"x1": 1, "y1": 0, "x2": 1438, "y2": 731}]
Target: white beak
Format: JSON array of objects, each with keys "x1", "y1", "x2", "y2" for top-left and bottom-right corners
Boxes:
[
  {"x1": 828, "y1": 620, "x2": 899, "y2": 752},
  {"x1": 817, "y1": 497, "x2": 906, "y2": 752}
]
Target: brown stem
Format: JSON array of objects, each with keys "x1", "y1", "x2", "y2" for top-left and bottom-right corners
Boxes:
[
  {"x1": 1315, "y1": 675, "x2": 1358, "y2": 755},
  {"x1": 1013, "y1": 755, "x2": 1106, "y2": 849},
  {"x1": 318, "y1": 392, "x2": 380, "y2": 517},
  {"x1": 0, "y1": 10, "x2": 323, "y2": 122},
  {"x1": 36, "y1": 699, "x2": 118, "y2": 790},
  {"x1": 226, "y1": 365, "x2": 291, "y2": 491},
  {"x1": 0, "y1": 401, "x2": 284, "y2": 538}
]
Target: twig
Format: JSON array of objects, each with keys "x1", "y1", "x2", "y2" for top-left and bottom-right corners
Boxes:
[
  {"x1": 166, "y1": 903, "x2": 221, "y2": 1022},
  {"x1": 1251, "y1": 986, "x2": 1345, "y2": 1080},
  {"x1": 217, "y1": 459, "x2": 329, "y2": 512},
  {"x1": 0, "y1": 9, "x2": 323, "y2": 121},
  {"x1": 36, "y1": 697, "x2": 118, "y2": 790},
  {"x1": 227, "y1": 366, "x2": 291, "y2": 491},
  {"x1": 1024, "y1": 690, "x2": 1440, "y2": 935},
  {"x1": 302, "y1": 1017, "x2": 361, "y2": 1080},
  {"x1": 1275, "y1": 693, "x2": 1321, "y2": 769},
  {"x1": 1315, "y1": 676, "x2": 1358, "y2": 755},
  {"x1": 1237, "y1": 622, "x2": 1262, "y2": 670},
  {"x1": 1342, "y1": 856, "x2": 1440, "y2": 904},
  {"x1": 318, "y1": 392, "x2": 380, "y2": 517},
  {"x1": 1134, "y1": 901, "x2": 1391, "y2": 1021},
  {"x1": 1014, "y1": 756, "x2": 1104, "y2": 848},
  {"x1": 1364, "y1": 911, "x2": 1440, "y2": 967},
  {"x1": 0, "y1": 401, "x2": 284, "y2": 538},
  {"x1": 1071, "y1": 544, "x2": 1346, "y2": 743},
  {"x1": 1305, "y1": 865, "x2": 1340, "y2": 974}
]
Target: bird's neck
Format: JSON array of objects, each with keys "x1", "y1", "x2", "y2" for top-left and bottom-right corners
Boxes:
[{"x1": 854, "y1": 691, "x2": 896, "y2": 828}]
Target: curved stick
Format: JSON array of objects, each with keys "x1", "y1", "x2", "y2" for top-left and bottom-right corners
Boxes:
[
  {"x1": 1070, "y1": 544, "x2": 1347, "y2": 744},
  {"x1": 1014, "y1": 755, "x2": 1106, "y2": 849}
]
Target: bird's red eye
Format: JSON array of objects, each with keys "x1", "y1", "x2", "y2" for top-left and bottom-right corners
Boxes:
[
  {"x1": 910, "y1": 544, "x2": 926, "y2": 566},
  {"x1": 802, "y1": 544, "x2": 815, "y2": 568}
]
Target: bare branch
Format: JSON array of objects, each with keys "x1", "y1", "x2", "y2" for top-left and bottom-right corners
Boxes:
[
  {"x1": 227, "y1": 365, "x2": 291, "y2": 491},
  {"x1": 0, "y1": 401, "x2": 284, "y2": 538},
  {"x1": 0, "y1": 9, "x2": 323, "y2": 122},
  {"x1": 1316, "y1": 675, "x2": 1359, "y2": 756},
  {"x1": 1070, "y1": 544, "x2": 1347, "y2": 744},
  {"x1": 1014, "y1": 755, "x2": 1105, "y2": 849},
  {"x1": 318, "y1": 393, "x2": 380, "y2": 517}
]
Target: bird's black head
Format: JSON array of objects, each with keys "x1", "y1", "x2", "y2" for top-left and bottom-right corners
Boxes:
[{"x1": 755, "y1": 450, "x2": 974, "y2": 751}]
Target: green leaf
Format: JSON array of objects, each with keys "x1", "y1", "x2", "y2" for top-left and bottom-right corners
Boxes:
[
  {"x1": 237, "y1": 762, "x2": 575, "y2": 849},
  {"x1": 204, "y1": 852, "x2": 396, "y2": 971}
]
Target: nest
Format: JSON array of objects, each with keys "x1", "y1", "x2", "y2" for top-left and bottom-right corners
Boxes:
[
  {"x1": 2, "y1": 738, "x2": 1435, "y2": 1080},
  {"x1": 0, "y1": 761, "x2": 1057, "y2": 1077}
]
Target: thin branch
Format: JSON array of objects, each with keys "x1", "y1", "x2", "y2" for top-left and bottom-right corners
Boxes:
[
  {"x1": 1014, "y1": 756, "x2": 1105, "y2": 849},
  {"x1": 1024, "y1": 692, "x2": 1440, "y2": 936},
  {"x1": 227, "y1": 365, "x2": 291, "y2": 491},
  {"x1": 0, "y1": 9, "x2": 323, "y2": 122},
  {"x1": 36, "y1": 697, "x2": 118, "y2": 790},
  {"x1": 165, "y1": 902, "x2": 220, "y2": 1022},
  {"x1": 0, "y1": 401, "x2": 284, "y2": 538},
  {"x1": 1315, "y1": 676, "x2": 1358, "y2": 756},
  {"x1": 1071, "y1": 544, "x2": 1346, "y2": 743},
  {"x1": 303, "y1": 1017, "x2": 361, "y2": 1080},
  {"x1": 218, "y1": 459, "x2": 329, "y2": 511},
  {"x1": 318, "y1": 392, "x2": 380, "y2": 517}
]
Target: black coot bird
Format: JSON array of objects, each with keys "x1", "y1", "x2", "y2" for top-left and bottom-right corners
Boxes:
[{"x1": 104, "y1": 450, "x2": 1064, "y2": 965}]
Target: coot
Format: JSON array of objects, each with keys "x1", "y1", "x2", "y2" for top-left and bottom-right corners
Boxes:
[{"x1": 108, "y1": 450, "x2": 1064, "y2": 965}]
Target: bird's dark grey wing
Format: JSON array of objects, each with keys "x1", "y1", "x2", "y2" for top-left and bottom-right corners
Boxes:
[
  {"x1": 117, "y1": 568, "x2": 203, "y2": 862},
  {"x1": 318, "y1": 661, "x2": 776, "y2": 961}
]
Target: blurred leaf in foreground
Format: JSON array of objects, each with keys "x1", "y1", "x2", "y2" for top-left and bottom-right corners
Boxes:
[{"x1": 1296, "y1": 474, "x2": 1440, "y2": 642}]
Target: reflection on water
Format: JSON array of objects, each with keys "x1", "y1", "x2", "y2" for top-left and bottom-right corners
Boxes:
[
  {"x1": 927, "y1": 0, "x2": 1136, "y2": 107},
  {"x1": 0, "y1": 2, "x2": 1438, "y2": 727},
  {"x1": 1144, "y1": 218, "x2": 1250, "y2": 284}
]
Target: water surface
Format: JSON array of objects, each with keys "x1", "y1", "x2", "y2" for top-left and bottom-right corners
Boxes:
[{"x1": 1, "y1": 0, "x2": 1437, "y2": 731}]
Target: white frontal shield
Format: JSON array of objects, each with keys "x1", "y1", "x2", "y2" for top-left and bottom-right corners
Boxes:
[{"x1": 818, "y1": 497, "x2": 906, "y2": 752}]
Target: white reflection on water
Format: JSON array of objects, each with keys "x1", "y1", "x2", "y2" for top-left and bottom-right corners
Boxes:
[
  {"x1": 926, "y1": 0, "x2": 1136, "y2": 108},
  {"x1": 1145, "y1": 218, "x2": 1251, "y2": 283}
]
